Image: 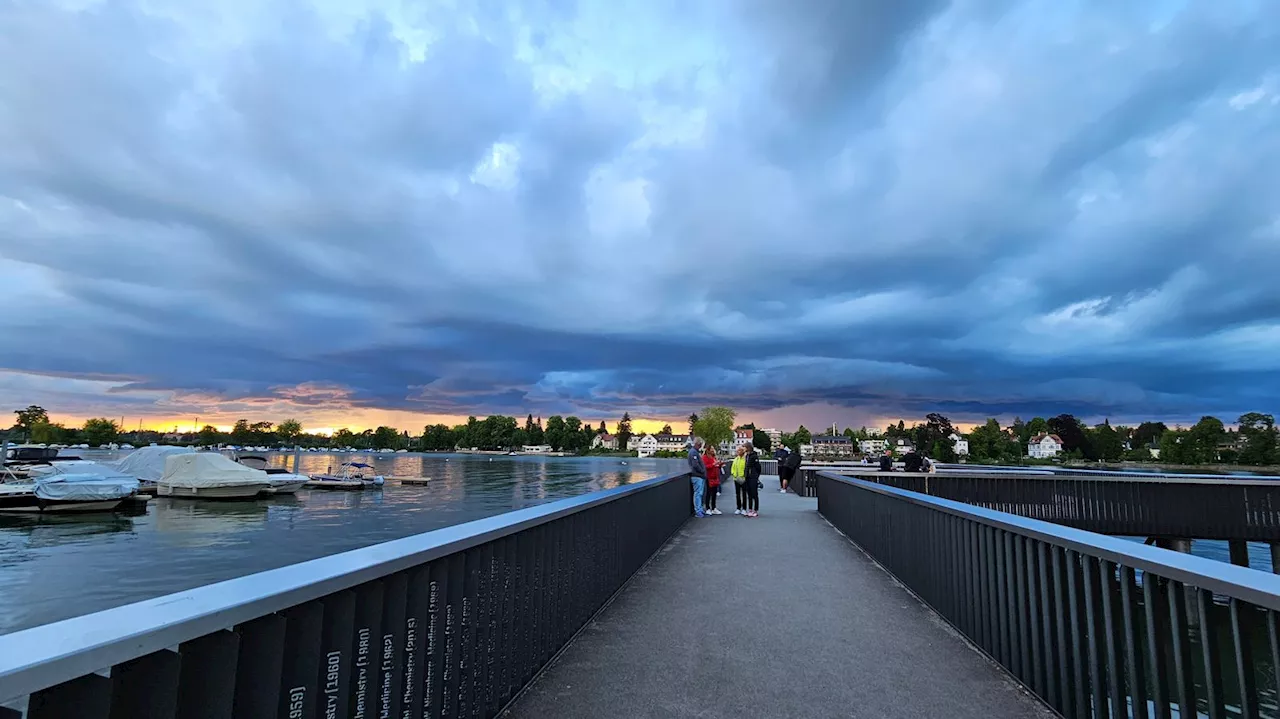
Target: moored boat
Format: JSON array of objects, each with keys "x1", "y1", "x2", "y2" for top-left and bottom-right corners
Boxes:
[
  {"x1": 305, "y1": 462, "x2": 385, "y2": 490},
  {"x1": 157, "y1": 454, "x2": 273, "y2": 500},
  {"x1": 0, "y1": 471, "x2": 139, "y2": 514}
]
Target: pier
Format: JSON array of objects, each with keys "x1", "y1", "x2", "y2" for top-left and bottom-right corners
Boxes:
[{"x1": 3, "y1": 468, "x2": 1280, "y2": 718}]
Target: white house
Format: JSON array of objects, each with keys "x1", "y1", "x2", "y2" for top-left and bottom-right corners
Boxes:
[
  {"x1": 859, "y1": 438, "x2": 887, "y2": 454},
  {"x1": 654, "y1": 433, "x2": 691, "y2": 453},
  {"x1": 805, "y1": 435, "x2": 854, "y2": 459},
  {"x1": 949, "y1": 432, "x2": 969, "y2": 457},
  {"x1": 635, "y1": 435, "x2": 659, "y2": 457},
  {"x1": 592, "y1": 434, "x2": 618, "y2": 450},
  {"x1": 719, "y1": 429, "x2": 754, "y2": 454},
  {"x1": 522, "y1": 444, "x2": 553, "y2": 454},
  {"x1": 627, "y1": 434, "x2": 647, "y2": 451},
  {"x1": 1028, "y1": 434, "x2": 1064, "y2": 459},
  {"x1": 891, "y1": 438, "x2": 915, "y2": 455}
]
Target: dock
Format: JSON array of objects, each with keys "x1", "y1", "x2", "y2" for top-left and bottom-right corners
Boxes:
[{"x1": 506, "y1": 480, "x2": 1049, "y2": 718}]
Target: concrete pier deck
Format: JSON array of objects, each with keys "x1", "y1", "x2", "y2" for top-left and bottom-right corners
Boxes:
[{"x1": 506, "y1": 478, "x2": 1052, "y2": 719}]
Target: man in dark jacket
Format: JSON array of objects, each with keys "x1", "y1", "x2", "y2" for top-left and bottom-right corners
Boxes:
[
  {"x1": 903, "y1": 448, "x2": 924, "y2": 473},
  {"x1": 781, "y1": 449, "x2": 802, "y2": 493},
  {"x1": 687, "y1": 439, "x2": 708, "y2": 518},
  {"x1": 744, "y1": 444, "x2": 762, "y2": 517},
  {"x1": 879, "y1": 449, "x2": 894, "y2": 472}
]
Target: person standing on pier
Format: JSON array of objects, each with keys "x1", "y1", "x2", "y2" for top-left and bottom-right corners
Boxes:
[
  {"x1": 879, "y1": 449, "x2": 894, "y2": 472},
  {"x1": 702, "y1": 447, "x2": 722, "y2": 515},
  {"x1": 688, "y1": 439, "x2": 708, "y2": 518},
  {"x1": 743, "y1": 442, "x2": 762, "y2": 517},
  {"x1": 731, "y1": 444, "x2": 748, "y2": 514}
]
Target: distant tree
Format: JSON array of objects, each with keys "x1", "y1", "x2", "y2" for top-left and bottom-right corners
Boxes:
[
  {"x1": 736, "y1": 423, "x2": 756, "y2": 431},
  {"x1": 1091, "y1": 420, "x2": 1124, "y2": 462},
  {"x1": 1160, "y1": 430, "x2": 1186, "y2": 464},
  {"x1": 1048, "y1": 415, "x2": 1091, "y2": 457},
  {"x1": 230, "y1": 419, "x2": 252, "y2": 445},
  {"x1": 580, "y1": 424, "x2": 596, "y2": 452},
  {"x1": 561, "y1": 417, "x2": 586, "y2": 453},
  {"x1": 249, "y1": 421, "x2": 276, "y2": 445},
  {"x1": 1010, "y1": 417, "x2": 1028, "y2": 445},
  {"x1": 659, "y1": 424, "x2": 673, "y2": 435},
  {"x1": 421, "y1": 424, "x2": 456, "y2": 451},
  {"x1": 931, "y1": 439, "x2": 958, "y2": 463},
  {"x1": 598, "y1": 421, "x2": 608, "y2": 434},
  {"x1": 1025, "y1": 417, "x2": 1049, "y2": 440},
  {"x1": 545, "y1": 416, "x2": 567, "y2": 451},
  {"x1": 81, "y1": 418, "x2": 120, "y2": 447},
  {"x1": 331, "y1": 428, "x2": 355, "y2": 447},
  {"x1": 1132, "y1": 422, "x2": 1167, "y2": 448},
  {"x1": 692, "y1": 407, "x2": 737, "y2": 450},
  {"x1": 276, "y1": 419, "x2": 303, "y2": 445},
  {"x1": 372, "y1": 426, "x2": 402, "y2": 450},
  {"x1": 31, "y1": 421, "x2": 65, "y2": 444},
  {"x1": 688, "y1": 413, "x2": 699, "y2": 433},
  {"x1": 752, "y1": 429, "x2": 772, "y2": 451},
  {"x1": 13, "y1": 405, "x2": 49, "y2": 439},
  {"x1": 512, "y1": 428, "x2": 528, "y2": 448},
  {"x1": 198, "y1": 424, "x2": 223, "y2": 447},
  {"x1": 1238, "y1": 413, "x2": 1278, "y2": 466},
  {"x1": 967, "y1": 419, "x2": 1007, "y2": 463},
  {"x1": 793, "y1": 425, "x2": 812, "y2": 446},
  {"x1": 1185, "y1": 416, "x2": 1226, "y2": 464},
  {"x1": 616, "y1": 413, "x2": 633, "y2": 452}
]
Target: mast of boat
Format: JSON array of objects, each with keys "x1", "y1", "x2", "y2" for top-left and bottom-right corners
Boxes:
[{"x1": 293, "y1": 446, "x2": 302, "y2": 474}]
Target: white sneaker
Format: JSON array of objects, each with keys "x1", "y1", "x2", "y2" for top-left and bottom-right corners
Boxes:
[
  {"x1": 712, "y1": 508, "x2": 722, "y2": 515},
  {"x1": 779, "y1": 488, "x2": 786, "y2": 493},
  {"x1": 734, "y1": 509, "x2": 742, "y2": 515}
]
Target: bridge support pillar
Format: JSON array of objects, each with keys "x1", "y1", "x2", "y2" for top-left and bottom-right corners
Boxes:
[
  {"x1": 1271, "y1": 543, "x2": 1280, "y2": 574},
  {"x1": 1229, "y1": 540, "x2": 1251, "y2": 568}
]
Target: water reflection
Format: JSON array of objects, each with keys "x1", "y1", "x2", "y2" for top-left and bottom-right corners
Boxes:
[{"x1": 0, "y1": 454, "x2": 681, "y2": 634}]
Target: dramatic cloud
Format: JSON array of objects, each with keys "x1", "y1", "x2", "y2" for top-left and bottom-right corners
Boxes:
[{"x1": 1, "y1": 0, "x2": 1278, "y2": 430}]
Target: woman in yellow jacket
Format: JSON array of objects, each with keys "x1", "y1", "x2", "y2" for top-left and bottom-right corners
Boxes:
[{"x1": 731, "y1": 444, "x2": 748, "y2": 515}]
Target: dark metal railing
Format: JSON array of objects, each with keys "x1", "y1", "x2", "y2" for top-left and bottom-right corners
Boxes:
[
  {"x1": 818, "y1": 471, "x2": 1280, "y2": 719},
  {"x1": 846, "y1": 470, "x2": 1280, "y2": 542},
  {"x1": 0, "y1": 471, "x2": 692, "y2": 719},
  {"x1": 790, "y1": 467, "x2": 819, "y2": 497}
]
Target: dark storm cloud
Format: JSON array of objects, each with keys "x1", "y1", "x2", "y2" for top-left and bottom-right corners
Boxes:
[{"x1": 0, "y1": 0, "x2": 1278, "y2": 428}]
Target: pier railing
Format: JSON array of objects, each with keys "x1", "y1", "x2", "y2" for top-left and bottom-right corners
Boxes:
[
  {"x1": 818, "y1": 470, "x2": 1280, "y2": 719},
  {"x1": 0, "y1": 471, "x2": 692, "y2": 719},
  {"x1": 843, "y1": 469, "x2": 1280, "y2": 543}
]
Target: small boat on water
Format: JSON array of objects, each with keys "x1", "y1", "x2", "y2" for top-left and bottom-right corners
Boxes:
[
  {"x1": 233, "y1": 455, "x2": 307, "y2": 495},
  {"x1": 0, "y1": 471, "x2": 139, "y2": 514},
  {"x1": 306, "y1": 462, "x2": 384, "y2": 490},
  {"x1": 157, "y1": 454, "x2": 273, "y2": 500}
]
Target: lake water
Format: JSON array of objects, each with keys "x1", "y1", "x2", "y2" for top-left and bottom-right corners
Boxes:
[{"x1": 0, "y1": 452, "x2": 684, "y2": 635}]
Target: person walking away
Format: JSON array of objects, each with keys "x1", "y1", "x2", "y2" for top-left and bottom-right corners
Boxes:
[
  {"x1": 744, "y1": 443, "x2": 762, "y2": 517},
  {"x1": 879, "y1": 449, "x2": 894, "y2": 471},
  {"x1": 903, "y1": 447, "x2": 924, "y2": 473},
  {"x1": 775, "y1": 447, "x2": 790, "y2": 491},
  {"x1": 688, "y1": 439, "x2": 708, "y2": 518},
  {"x1": 702, "y1": 447, "x2": 722, "y2": 515},
  {"x1": 781, "y1": 448, "x2": 802, "y2": 493},
  {"x1": 731, "y1": 445, "x2": 748, "y2": 514}
]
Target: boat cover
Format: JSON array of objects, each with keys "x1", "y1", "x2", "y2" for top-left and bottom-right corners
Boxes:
[
  {"x1": 34, "y1": 473, "x2": 139, "y2": 501},
  {"x1": 264, "y1": 472, "x2": 309, "y2": 487},
  {"x1": 161, "y1": 453, "x2": 273, "y2": 489},
  {"x1": 27, "y1": 460, "x2": 133, "y2": 479},
  {"x1": 111, "y1": 446, "x2": 196, "y2": 481}
]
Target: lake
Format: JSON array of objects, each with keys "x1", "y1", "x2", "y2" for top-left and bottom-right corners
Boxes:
[{"x1": 0, "y1": 452, "x2": 684, "y2": 635}]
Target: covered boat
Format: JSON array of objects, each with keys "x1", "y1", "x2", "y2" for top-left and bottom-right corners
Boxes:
[
  {"x1": 0, "y1": 472, "x2": 138, "y2": 513},
  {"x1": 111, "y1": 445, "x2": 197, "y2": 482},
  {"x1": 157, "y1": 453, "x2": 273, "y2": 500}
]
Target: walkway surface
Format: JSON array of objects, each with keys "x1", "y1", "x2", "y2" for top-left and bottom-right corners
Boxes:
[{"x1": 506, "y1": 478, "x2": 1053, "y2": 719}]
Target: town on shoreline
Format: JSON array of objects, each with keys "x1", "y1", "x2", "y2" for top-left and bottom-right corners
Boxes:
[{"x1": 6, "y1": 405, "x2": 1279, "y2": 469}]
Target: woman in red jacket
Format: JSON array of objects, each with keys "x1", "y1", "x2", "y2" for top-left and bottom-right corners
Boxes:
[{"x1": 702, "y1": 447, "x2": 722, "y2": 515}]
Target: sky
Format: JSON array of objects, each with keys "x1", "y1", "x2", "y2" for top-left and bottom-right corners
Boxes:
[{"x1": 1, "y1": 0, "x2": 1278, "y2": 435}]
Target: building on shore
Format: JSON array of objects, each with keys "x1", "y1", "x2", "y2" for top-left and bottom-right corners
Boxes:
[
  {"x1": 653, "y1": 433, "x2": 690, "y2": 453},
  {"x1": 1028, "y1": 434, "x2": 1063, "y2": 459},
  {"x1": 592, "y1": 434, "x2": 619, "y2": 451},
  {"x1": 762, "y1": 428, "x2": 782, "y2": 449},
  {"x1": 522, "y1": 444, "x2": 553, "y2": 454},
  {"x1": 634, "y1": 434, "x2": 659, "y2": 457},
  {"x1": 802, "y1": 435, "x2": 854, "y2": 460},
  {"x1": 950, "y1": 433, "x2": 969, "y2": 456},
  {"x1": 858, "y1": 438, "x2": 887, "y2": 454},
  {"x1": 718, "y1": 429, "x2": 753, "y2": 455}
]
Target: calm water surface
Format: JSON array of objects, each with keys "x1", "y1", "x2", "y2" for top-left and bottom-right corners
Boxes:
[{"x1": 0, "y1": 452, "x2": 683, "y2": 635}]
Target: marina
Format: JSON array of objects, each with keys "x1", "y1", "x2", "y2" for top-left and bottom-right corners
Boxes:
[{"x1": 0, "y1": 452, "x2": 676, "y2": 635}]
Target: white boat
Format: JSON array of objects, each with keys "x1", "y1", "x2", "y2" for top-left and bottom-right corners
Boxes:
[
  {"x1": 157, "y1": 454, "x2": 273, "y2": 500},
  {"x1": 0, "y1": 471, "x2": 138, "y2": 513},
  {"x1": 306, "y1": 462, "x2": 385, "y2": 490},
  {"x1": 231, "y1": 455, "x2": 307, "y2": 495}
]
